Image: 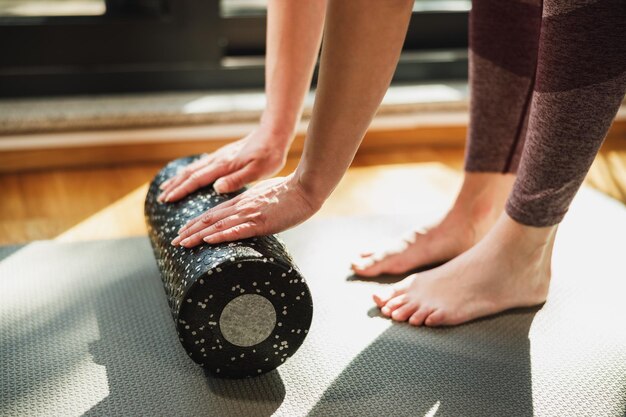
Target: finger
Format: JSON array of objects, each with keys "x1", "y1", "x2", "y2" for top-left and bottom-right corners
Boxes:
[
  {"x1": 158, "y1": 168, "x2": 195, "y2": 201},
  {"x1": 177, "y1": 194, "x2": 242, "y2": 235},
  {"x1": 171, "y1": 206, "x2": 233, "y2": 245},
  {"x1": 202, "y1": 222, "x2": 256, "y2": 245},
  {"x1": 179, "y1": 214, "x2": 245, "y2": 248},
  {"x1": 159, "y1": 177, "x2": 174, "y2": 190},
  {"x1": 213, "y1": 163, "x2": 259, "y2": 194},
  {"x1": 164, "y1": 163, "x2": 230, "y2": 203},
  {"x1": 177, "y1": 153, "x2": 213, "y2": 176},
  {"x1": 158, "y1": 156, "x2": 211, "y2": 196}
]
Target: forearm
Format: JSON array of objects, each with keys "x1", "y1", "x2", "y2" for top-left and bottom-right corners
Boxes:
[
  {"x1": 260, "y1": 0, "x2": 327, "y2": 146},
  {"x1": 294, "y1": 0, "x2": 414, "y2": 205}
]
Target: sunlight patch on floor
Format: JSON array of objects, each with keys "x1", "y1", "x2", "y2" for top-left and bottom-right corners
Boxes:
[{"x1": 55, "y1": 184, "x2": 149, "y2": 242}]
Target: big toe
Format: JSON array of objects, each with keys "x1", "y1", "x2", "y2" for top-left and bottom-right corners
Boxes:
[
  {"x1": 351, "y1": 252, "x2": 403, "y2": 277},
  {"x1": 351, "y1": 255, "x2": 385, "y2": 277},
  {"x1": 372, "y1": 276, "x2": 412, "y2": 307}
]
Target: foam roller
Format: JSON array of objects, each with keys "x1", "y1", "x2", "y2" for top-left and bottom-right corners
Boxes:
[{"x1": 144, "y1": 155, "x2": 313, "y2": 378}]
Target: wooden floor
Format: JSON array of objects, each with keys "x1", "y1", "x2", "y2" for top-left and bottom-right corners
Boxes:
[
  {"x1": 2, "y1": 141, "x2": 626, "y2": 246},
  {"x1": 0, "y1": 141, "x2": 626, "y2": 244}
]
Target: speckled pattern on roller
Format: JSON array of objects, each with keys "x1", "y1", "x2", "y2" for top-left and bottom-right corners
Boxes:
[{"x1": 144, "y1": 155, "x2": 313, "y2": 378}]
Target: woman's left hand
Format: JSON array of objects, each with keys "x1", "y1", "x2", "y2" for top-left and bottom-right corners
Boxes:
[{"x1": 170, "y1": 174, "x2": 321, "y2": 247}]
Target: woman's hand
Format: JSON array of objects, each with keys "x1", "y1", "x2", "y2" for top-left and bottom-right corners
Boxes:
[
  {"x1": 170, "y1": 174, "x2": 322, "y2": 247},
  {"x1": 157, "y1": 128, "x2": 290, "y2": 203}
]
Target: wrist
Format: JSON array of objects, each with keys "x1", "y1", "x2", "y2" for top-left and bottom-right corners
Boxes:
[
  {"x1": 258, "y1": 113, "x2": 298, "y2": 146},
  {"x1": 291, "y1": 166, "x2": 332, "y2": 210}
]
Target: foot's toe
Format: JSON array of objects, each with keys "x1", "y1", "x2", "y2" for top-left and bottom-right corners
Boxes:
[
  {"x1": 351, "y1": 256, "x2": 380, "y2": 277},
  {"x1": 391, "y1": 303, "x2": 418, "y2": 322},
  {"x1": 380, "y1": 294, "x2": 408, "y2": 317},
  {"x1": 408, "y1": 306, "x2": 433, "y2": 327},
  {"x1": 351, "y1": 253, "x2": 391, "y2": 277},
  {"x1": 424, "y1": 309, "x2": 446, "y2": 327},
  {"x1": 372, "y1": 279, "x2": 410, "y2": 307}
]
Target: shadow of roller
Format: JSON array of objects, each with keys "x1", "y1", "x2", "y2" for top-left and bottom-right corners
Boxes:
[
  {"x1": 81, "y1": 243, "x2": 286, "y2": 416},
  {"x1": 144, "y1": 155, "x2": 313, "y2": 379},
  {"x1": 0, "y1": 240, "x2": 286, "y2": 416}
]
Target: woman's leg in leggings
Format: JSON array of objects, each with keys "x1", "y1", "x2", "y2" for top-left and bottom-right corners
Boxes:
[
  {"x1": 373, "y1": 0, "x2": 626, "y2": 326},
  {"x1": 465, "y1": 0, "x2": 542, "y2": 173},
  {"x1": 352, "y1": 0, "x2": 541, "y2": 277},
  {"x1": 506, "y1": 0, "x2": 626, "y2": 226}
]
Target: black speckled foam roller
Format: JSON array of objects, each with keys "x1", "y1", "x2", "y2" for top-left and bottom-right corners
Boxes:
[{"x1": 144, "y1": 155, "x2": 313, "y2": 379}]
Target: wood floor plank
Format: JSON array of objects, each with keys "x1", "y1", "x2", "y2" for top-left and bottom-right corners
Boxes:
[{"x1": 1, "y1": 144, "x2": 626, "y2": 245}]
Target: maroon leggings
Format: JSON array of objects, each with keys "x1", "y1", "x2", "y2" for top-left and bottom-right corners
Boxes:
[{"x1": 465, "y1": 0, "x2": 626, "y2": 227}]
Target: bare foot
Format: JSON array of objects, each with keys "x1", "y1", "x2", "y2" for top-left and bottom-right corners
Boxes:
[
  {"x1": 352, "y1": 172, "x2": 515, "y2": 277},
  {"x1": 372, "y1": 212, "x2": 556, "y2": 326}
]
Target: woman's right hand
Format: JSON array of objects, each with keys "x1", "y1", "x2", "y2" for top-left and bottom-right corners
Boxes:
[{"x1": 157, "y1": 128, "x2": 291, "y2": 203}]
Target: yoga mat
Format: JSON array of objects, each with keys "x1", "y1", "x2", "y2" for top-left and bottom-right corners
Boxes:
[
  {"x1": 1, "y1": 188, "x2": 626, "y2": 416},
  {"x1": 144, "y1": 155, "x2": 313, "y2": 378}
]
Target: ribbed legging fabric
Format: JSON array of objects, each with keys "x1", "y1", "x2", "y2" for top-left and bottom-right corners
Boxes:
[{"x1": 464, "y1": 0, "x2": 626, "y2": 227}]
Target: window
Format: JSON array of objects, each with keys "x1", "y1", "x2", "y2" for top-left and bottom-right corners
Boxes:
[{"x1": 0, "y1": 0, "x2": 468, "y2": 97}]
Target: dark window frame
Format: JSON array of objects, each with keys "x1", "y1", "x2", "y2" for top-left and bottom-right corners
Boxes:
[{"x1": 0, "y1": 1, "x2": 468, "y2": 97}]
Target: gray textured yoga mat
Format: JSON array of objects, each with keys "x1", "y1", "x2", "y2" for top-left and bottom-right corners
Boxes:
[{"x1": 1, "y1": 187, "x2": 626, "y2": 417}]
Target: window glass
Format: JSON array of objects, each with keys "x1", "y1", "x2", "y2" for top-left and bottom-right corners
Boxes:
[
  {"x1": 0, "y1": 0, "x2": 105, "y2": 16},
  {"x1": 220, "y1": 0, "x2": 471, "y2": 17}
]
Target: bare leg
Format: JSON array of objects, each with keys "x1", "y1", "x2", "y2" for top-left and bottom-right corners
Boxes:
[
  {"x1": 353, "y1": 0, "x2": 541, "y2": 276},
  {"x1": 374, "y1": 0, "x2": 626, "y2": 326},
  {"x1": 352, "y1": 172, "x2": 514, "y2": 276},
  {"x1": 373, "y1": 213, "x2": 554, "y2": 326}
]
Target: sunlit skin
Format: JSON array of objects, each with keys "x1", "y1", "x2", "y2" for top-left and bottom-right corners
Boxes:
[
  {"x1": 158, "y1": 0, "x2": 328, "y2": 203},
  {"x1": 351, "y1": 172, "x2": 516, "y2": 277},
  {"x1": 167, "y1": 0, "x2": 556, "y2": 327},
  {"x1": 172, "y1": 0, "x2": 415, "y2": 246},
  {"x1": 372, "y1": 213, "x2": 555, "y2": 326}
]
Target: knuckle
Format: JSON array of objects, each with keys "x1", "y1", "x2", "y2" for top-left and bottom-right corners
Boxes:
[
  {"x1": 254, "y1": 213, "x2": 266, "y2": 226},
  {"x1": 213, "y1": 219, "x2": 226, "y2": 230},
  {"x1": 201, "y1": 213, "x2": 212, "y2": 224},
  {"x1": 239, "y1": 206, "x2": 254, "y2": 216},
  {"x1": 225, "y1": 226, "x2": 240, "y2": 237},
  {"x1": 189, "y1": 172, "x2": 203, "y2": 182}
]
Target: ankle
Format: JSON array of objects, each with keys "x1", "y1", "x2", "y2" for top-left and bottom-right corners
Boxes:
[
  {"x1": 455, "y1": 172, "x2": 516, "y2": 224},
  {"x1": 495, "y1": 213, "x2": 557, "y2": 264}
]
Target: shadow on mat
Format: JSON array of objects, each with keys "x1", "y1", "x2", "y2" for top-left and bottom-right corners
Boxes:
[
  {"x1": 308, "y1": 308, "x2": 538, "y2": 417},
  {"x1": 0, "y1": 239, "x2": 285, "y2": 416},
  {"x1": 84, "y1": 275, "x2": 286, "y2": 417},
  {"x1": 345, "y1": 261, "x2": 445, "y2": 284}
]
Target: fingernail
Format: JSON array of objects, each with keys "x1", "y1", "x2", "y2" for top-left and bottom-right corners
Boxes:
[
  {"x1": 159, "y1": 182, "x2": 168, "y2": 190},
  {"x1": 180, "y1": 238, "x2": 190, "y2": 246},
  {"x1": 171, "y1": 236, "x2": 181, "y2": 245},
  {"x1": 213, "y1": 180, "x2": 225, "y2": 194}
]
